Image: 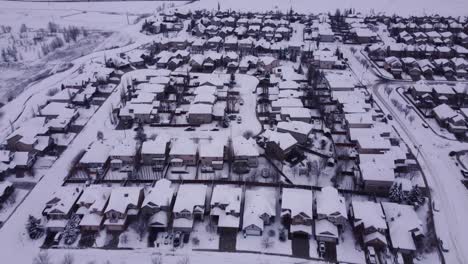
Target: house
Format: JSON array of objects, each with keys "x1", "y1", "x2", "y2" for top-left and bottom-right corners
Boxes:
[
  {"x1": 277, "y1": 121, "x2": 313, "y2": 144},
  {"x1": 281, "y1": 188, "x2": 313, "y2": 238},
  {"x1": 76, "y1": 186, "x2": 111, "y2": 231},
  {"x1": 382, "y1": 202, "x2": 424, "y2": 255},
  {"x1": 43, "y1": 186, "x2": 83, "y2": 220},
  {"x1": 109, "y1": 140, "x2": 136, "y2": 170},
  {"x1": 242, "y1": 188, "x2": 276, "y2": 236},
  {"x1": 350, "y1": 201, "x2": 388, "y2": 249},
  {"x1": 187, "y1": 103, "x2": 213, "y2": 125},
  {"x1": 210, "y1": 185, "x2": 242, "y2": 232},
  {"x1": 358, "y1": 153, "x2": 395, "y2": 194},
  {"x1": 141, "y1": 135, "x2": 170, "y2": 170},
  {"x1": 315, "y1": 219, "x2": 339, "y2": 244},
  {"x1": 172, "y1": 184, "x2": 207, "y2": 233},
  {"x1": 48, "y1": 88, "x2": 78, "y2": 103},
  {"x1": 199, "y1": 139, "x2": 225, "y2": 170},
  {"x1": 6, "y1": 117, "x2": 48, "y2": 153},
  {"x1": 169, "y1": 138, "x2": 197, "y2": 166},
  {"x1": 259, "y1": 130, "x2": 298, "y2": 161},
  {"x1": 43, "y1": 186, "x2": 83, "y2": 232},
  {"x1": 367, "y1": 44, "x2": 387, "y2": 60},
  {"x1": 315, "y1": 186, "x2": 347, "y2": 228},
  {"x1": 345, "y1": 113, "x2": 374, "y2": 128},
  {"x1": 78, "y1": 142, "x2": 111, "y2": 177},
  {"x1": 232, "y1": 136, "x2": 259, "y2": 168},
  {"x1": 384, "y1": 57, "x2": 403, "y2": 76},
  {"x1": 432, "y1": 103, "x2": 467, "y2": 134},
  {"x1": 104, "y1": 187, "x2": 143, "y2": 231},
  {"x1": 141, "y1": 179, "x2": 174, "y2": 231},
  {"x1": 280, "y1": 107, "x2": 312, "y2": 123}
]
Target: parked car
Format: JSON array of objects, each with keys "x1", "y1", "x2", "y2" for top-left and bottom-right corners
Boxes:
[
  {"x1": 366, "y1": 246, "x2": 378, "y2": 264},
  {"x1": 173, "y1": 232, "x2": 181, "y2": 247},
  {"x1": 318, "y1": 242, "x2": 326, "y2": 255},
  {"x1": 164, "y1": 233, "x2": 171, "y2": 245},
  {"x1": 237, "y1": 116, "x2": 242, "y2": 124},
  {"x1": 53, "y1": 232, "x2": 63, "y2": 245},
  {"x1": 422, "y1": 123, "x2": 429, "y2": 128}
]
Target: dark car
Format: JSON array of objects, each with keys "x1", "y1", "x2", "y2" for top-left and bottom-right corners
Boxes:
[{"x1": 173, "y1": 232, "x2": 181, "y2": 247}]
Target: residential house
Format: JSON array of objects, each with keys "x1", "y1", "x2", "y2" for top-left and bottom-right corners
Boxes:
[
  {"x1": 169, "y1": 138, "x2": 197, "y2": 166},
  {"x1": 281, "y1": 188, "x2": 313, "y2": 238},
  {"x1": 141, "y1": 179, "x2": 174, "y2": 231},
  {"x1": 210, "y1": 185, "x2": 242, "y2": 233},
  {"x1": 350, "y1": 200, "x2": 388, "y2": 249},
  {"x1": 242, "y1": 188, "x2": 276, "y2": 236},
  {"x1": 104, "y1": 187, "x2": 144, "y2": 231},
  {"x1": 76, "y1": 186, "x2": 111, "y2": 231},
  {"x1": 172, "y1": 184, "x2": 207, "y2": 233}
]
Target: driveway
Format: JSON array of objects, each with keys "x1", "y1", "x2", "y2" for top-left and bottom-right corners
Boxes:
[
  {"x1": 219, "y1": 229, "x2": 237, "y2": 252},
  {"x1": 291, "y1": 235, "x2": 310, "y2": 258}
]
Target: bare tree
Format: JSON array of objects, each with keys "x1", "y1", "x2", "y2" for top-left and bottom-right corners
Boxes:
[
  {"x1": 177, "y1": 256, "x2": 190, "y2": 264},
  {"x1": 261, "y1": 236, "x2": 274, "y2": 249},
  {"x1": 33, "y1": 251, "x2": 51, "y2": 264},
  {"x1": 151, "y1": 256, "x2": 163, "y2": 264},
  {"x1": 61, "y1": 253, "x2": 74, "y2": 264}
]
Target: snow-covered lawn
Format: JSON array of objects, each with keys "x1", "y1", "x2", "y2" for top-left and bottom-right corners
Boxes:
[{"x1": 236, "y1": 224, "x2": 292, "y2": 255}]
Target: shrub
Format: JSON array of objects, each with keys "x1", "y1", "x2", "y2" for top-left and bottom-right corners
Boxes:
[{"x1": 47, "y1": 88, "x2": 60, "y2": 97}]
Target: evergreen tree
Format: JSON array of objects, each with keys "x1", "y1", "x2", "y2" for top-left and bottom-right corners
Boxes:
[
  {"x1": 26, "y1": 215, "x2": 44, "y2": 240},
  {"x1": 389, "y1": 183, "x2": 404, "y2": 203}
]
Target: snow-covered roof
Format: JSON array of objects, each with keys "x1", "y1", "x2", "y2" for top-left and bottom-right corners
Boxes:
[
  {"x1": 232, "y1": 136, "x2": 259, "y2": 157},
  {"x1": 351, "y1": 200, "x2": 387, "y2": 230},
  {"x1": 142, "y1": 179, "x2": 174, "y2": 209},
  {"x1": 170, "y1": 138, "x2": 197, "y2": 156},
  {"x1": 281, "y1": 188, "x2": 312, "y2": 219},
  {"x1": 316, "y1": 186, "x2": 347, "y2": 220},
  {"x1": 77, "y1": 186, "x2": 111, "y2": 212},
  {"x1": 272, "y1": 98, "x2": 303, "y2": 109},
  {"x1": 433, "y1": 104, "x2": 457, "y2": 120},
  {"x1": 277, "y1": 121, "x2": 313, "y2": 136},
  {"x1": 278, "y1": 80, "x2": 300, "y2": 90},
  {"x1": 109, "y1": 140, "x2": 136, "y2": 158},
  {"x1": 80, "y1": 142, "x2": 111, "y2": 164},
  {"x1": 242, "y1": 188, "x2": 276, "y2": 230},
  {"x1": 173, "y1": 184, "x2": 207, "y2": 213},
  {"x1": 260, "y1": 130, "x2": 297, "y2": 151},
  {"x1": 211, "y1": 185, "x2": 242, "y2": 217},
  {"x1": 359, "y1": 153, "x2": 396, "y2": 182},
  {"x1": 105, "y1": 187, "x2": 142, "y2": 214},
  {"x1": 45, "y1": 186, "x2": 83, "y2": 215},
  {"x1": 188, "y1": 103, "x2": 213, "y2": 114},
  {"x1": 199, "y1": 139, "x2": 225, "y2": 158},
  {"x1": 382, "y1": 202, "x2": 423, "y2": 252},
  {"x1": 315, "y1": 219, "x2": 338, "y2": 238},
  {"x1": 7, "y1": 117, "x2": 48, "y2": 143},
  {"x1": 141, "y1": 135, "x2": 170, "y2": 156}
]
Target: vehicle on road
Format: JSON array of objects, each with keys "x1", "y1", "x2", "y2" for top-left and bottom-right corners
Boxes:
[
  {"x1": 173, "y1": 232, "x2": 181, "y2": 247},
  {"x1": 422, "y1": 123, "x2": 429, "y2": 128},
  {"x1": 237, "y1": 116, "x2": 242, "y2": 124},
  {"x1": 366, "y1": 246, "x2": 378, "y2": 264}
]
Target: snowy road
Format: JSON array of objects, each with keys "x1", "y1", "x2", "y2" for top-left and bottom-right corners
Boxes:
[
  {"x1": 372, "y1": 83, "x2": 468, "y2": 264},
  {"x1": 343, "y1": 44, "x2": 468, "y2": 264}
]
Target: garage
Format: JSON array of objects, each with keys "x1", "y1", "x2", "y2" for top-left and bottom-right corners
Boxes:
[{"x1": 243, "y1": 224, "x2": 262, "y2": 236}]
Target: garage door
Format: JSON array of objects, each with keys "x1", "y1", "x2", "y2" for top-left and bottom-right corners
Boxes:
[{"x1": 245, "y1": 227, "x2": 262, "y2": 236}]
